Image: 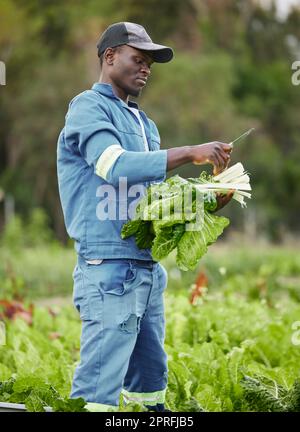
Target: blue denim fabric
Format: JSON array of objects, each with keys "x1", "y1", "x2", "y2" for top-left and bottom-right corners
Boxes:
[{"x1": 70, "y1": 256, "x2": 168, "y2": 407}]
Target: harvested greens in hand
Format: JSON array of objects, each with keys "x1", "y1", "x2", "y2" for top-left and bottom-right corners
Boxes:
[{"x1": 121, "y1": 163, "x2": 251, "y2": 271}]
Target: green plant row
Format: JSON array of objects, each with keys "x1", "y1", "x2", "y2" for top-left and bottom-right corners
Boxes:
[{"x1": 1, "y1": 286, "x2": 300, "y2": 411}]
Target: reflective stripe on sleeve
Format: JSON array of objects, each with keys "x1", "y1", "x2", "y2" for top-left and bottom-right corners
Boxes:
[{"x1": 95, "y1": 144, "x2": 125, "y2": 180}]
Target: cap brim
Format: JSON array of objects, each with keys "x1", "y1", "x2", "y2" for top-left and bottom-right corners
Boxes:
[{"x1": 126, "y1": 42, "x2": 174, "y2": 63}]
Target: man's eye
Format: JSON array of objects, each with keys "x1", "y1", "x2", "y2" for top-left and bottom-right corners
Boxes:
[{"x1": 135, "y1": 58, "x2": 151, "y2": 69}]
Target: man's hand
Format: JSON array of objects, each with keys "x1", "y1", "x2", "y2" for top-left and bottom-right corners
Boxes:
[
  {"x1": 166, "y1": 142, "x2": 232, "y2": 173},
  {"x1": 192, "y1": 142, "x2": 233, "y2": 175},
  {"x1": 213, "y1": 190, "x2": 235, "y2": 212}
]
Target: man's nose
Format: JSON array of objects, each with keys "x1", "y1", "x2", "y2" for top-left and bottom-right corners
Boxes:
[{"x1": 140, "y1": 63, "x2": 151, "y2": 77}]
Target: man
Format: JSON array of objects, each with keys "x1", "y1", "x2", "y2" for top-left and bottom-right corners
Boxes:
[{"x1": 57, "y1": 22, "x2": 232, "y2": 412}]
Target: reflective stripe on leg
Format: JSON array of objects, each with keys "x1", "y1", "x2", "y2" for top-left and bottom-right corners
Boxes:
[
  {"x1": 85, "y1": 402, "x2": 119, "y2": 412},
  {"x1": 121, "y1": 388, "x2": 166, "y2": 405}
]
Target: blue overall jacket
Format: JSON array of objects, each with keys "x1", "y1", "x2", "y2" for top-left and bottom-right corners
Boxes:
[{"x1": 57, "y1": 83, "x2": 168, "y2": 260}]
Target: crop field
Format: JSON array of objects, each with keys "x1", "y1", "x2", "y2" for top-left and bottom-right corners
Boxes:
[{"x1": 0, "y1": 243, "x2": 300, "y2": 411}]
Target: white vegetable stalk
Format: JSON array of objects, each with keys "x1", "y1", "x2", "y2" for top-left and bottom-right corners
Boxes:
[{"x1": 195, "y1": 162, "x2": 252, "y2": 208}]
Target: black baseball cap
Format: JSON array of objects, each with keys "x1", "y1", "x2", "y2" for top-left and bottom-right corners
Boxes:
[{"x1": 97, "y1": 22, "x2": 174, "y2": 63}]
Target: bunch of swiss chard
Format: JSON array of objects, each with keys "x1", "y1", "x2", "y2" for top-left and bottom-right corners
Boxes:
[{"x1": 121, "y1": 163, "x2": 251, "y2": 271}]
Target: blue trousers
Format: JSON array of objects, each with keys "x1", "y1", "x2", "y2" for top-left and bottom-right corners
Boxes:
[{"x1": 70, "y1": 256, "x2": 168, "y2": 411}]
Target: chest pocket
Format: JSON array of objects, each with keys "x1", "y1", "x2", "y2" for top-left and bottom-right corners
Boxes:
[{"x1": 113, "y1": 117, "x2": 142, "y2": 136}]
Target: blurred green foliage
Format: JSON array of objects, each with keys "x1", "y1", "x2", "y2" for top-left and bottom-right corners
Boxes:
[
  {"x1": 1, "y1": 208, "x2": 56, "y2": 250},
  {"x1": 0, "y1": 0, "x2": 300, "y2": 242},
  {"x1": 0, "y1": 237, "x2": 299, "y2": 303}
]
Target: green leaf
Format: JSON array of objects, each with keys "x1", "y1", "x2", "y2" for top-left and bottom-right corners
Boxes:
[
  {"x1": 176, "y1": 212, "x2": 229, "y2": 270},
  {"x1": 25, "y1": 393, "x2": 46, "y2": 412},
  {"x1": 121, "y1": 219, "x2": 142, "y2": 239},
  {"x1": 152, "y1": 224, "x2": 185, "y2": 260},
  {"x1": 285, "y1": 379, "x2": 300, "y2": 412},
  {"x1": 52, "y1": 397, "x2": 87, "y2": 412},
  {"x1": 134, "y1": 221, "x2": 154, "y2": 249},
  {"x1": 0, "y1": 377, "x2": 16, "y2": 396},
  {"x1": 13, "y1": 376, "x2": 50, "y2": 394},
  {"x1": 240, "y1": 375, "x2": 286, "y2": 412}
]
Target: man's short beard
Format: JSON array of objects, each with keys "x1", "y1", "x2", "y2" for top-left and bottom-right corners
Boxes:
[
  {"x1": 121, "y1": 80, "x2": 142, "y2": 98},
  {"x1": 128, "y1": 87, "x2": 141, "y2": 98}
]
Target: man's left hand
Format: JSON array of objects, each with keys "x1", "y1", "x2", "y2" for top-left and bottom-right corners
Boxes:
[{"x1": 213, "y1": 190, "x2": 235, "y2": 212}]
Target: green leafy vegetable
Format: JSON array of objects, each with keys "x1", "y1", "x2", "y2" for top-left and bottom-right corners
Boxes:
[
  {"x1": 240, "y1": 375, "x2": 300, "y2": 412},
  {"x1": 121, "y1": 167, "x2": 246, "y2": 270},
  {"x1": 0, "y1": 375, "x2": 87, "y2": 412}
]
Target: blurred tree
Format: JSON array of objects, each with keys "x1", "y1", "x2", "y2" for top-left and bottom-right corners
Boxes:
[
  {"x1": 121, "y1": 0, "x2": 195, "y2": 40},
  {"x1": 0, "y1": 0, "x2": 299, "y2": 242}
]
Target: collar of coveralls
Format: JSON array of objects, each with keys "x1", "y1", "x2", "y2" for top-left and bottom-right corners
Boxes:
[{"x1": 91, "y1": 82, "x2": 140, "y2": 110}]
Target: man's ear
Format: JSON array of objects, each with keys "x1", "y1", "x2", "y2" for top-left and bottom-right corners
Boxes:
[{"x1": 104, "y1": 48, "x2": 115, "y2": 66}]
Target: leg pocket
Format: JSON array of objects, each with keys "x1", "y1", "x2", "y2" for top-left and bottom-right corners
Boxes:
[
  {"x1": 90, "y1": 260, "x2": 138, "y2": 325},
  {"x1": 147, "y1": 264, "x2": 167, "y2": 314},
  {"x1": 73, "y1": 264, "x2": 103, "y2": 322},
  {"x1": 86, "y1": 288, "x2": 103, "y2": 321},
  {"x1": 73, "y1": 265, "x2": 88, "y2": 320},
  {"x1": 100, "y1": 261, "x2": 137, "y2": 296},
  {"x1": 158, "y1": 263, "x2": 168, "y2": 291}
]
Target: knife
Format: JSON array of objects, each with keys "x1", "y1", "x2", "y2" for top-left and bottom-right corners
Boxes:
[{"x1": 230, "y1": 127, "x2": 255, "y2": 146}]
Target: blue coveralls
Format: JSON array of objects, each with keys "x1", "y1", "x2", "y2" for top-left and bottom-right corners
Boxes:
[{"x1": 57, "y1": 83, "x2": 169, "y2": 411}]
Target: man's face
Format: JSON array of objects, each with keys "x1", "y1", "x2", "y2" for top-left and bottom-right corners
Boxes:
[{"x1": 108, "y1": 45, "x2": 153, "y2": 99}]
